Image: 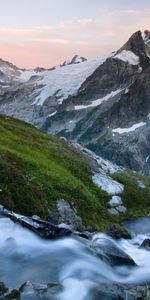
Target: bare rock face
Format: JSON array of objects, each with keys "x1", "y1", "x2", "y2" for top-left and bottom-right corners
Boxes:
[{"x1": 116, "y1": 30, "x2": 150, "y2": 67}]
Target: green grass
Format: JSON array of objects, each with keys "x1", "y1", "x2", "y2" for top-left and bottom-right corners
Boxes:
[
  {"x1": 0, "y1": 115, "x2": 110, "y2": 229},
  {"x1": 0, "y1": 115, "x2": 150, "y2": 230},
  {"x1": 112, "y1": 170, "x2": 150, "y2": 219}
]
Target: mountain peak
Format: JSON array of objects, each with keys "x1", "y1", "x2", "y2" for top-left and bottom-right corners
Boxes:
[
  {"x1": 116, "y1": 30, "x2": 150, "y2": 68},
  {"x1": 70, "y1": 55, "x2": 87, "y2": 64},
  {"x1": 144, "y1": 30, "x2": 150, "y2": 43},
  {"x1": 61, "y1": 55, "x2": 87, "y2": 67}
]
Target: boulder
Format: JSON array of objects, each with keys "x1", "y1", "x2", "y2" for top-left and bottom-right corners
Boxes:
[
  {"x1": 106, "y1": 224, "x2": 131, "y2": 240},
  {"x1": 5, "y1": 211, "x2": 72, "y2": 239},
  {"x1": 140, "y1": 238, "x2": 150, "y2": 250},
  {"x1": 116, "y1": 205, "x2": 127, "y2": 213},
  {"x1": 91, "y1": 236, "x2": 136, "y2": 266},
  {"x1": 108, "y1": 208, "x2": 119, "y2": 215},
  {"x1": 57, "y1": 199, "x2": 84, "y2": 231},
  {"x1": 108, "y1": 196, "x2": 123, "y2": 207}
]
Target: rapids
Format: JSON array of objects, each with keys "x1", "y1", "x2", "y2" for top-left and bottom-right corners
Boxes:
[{"x1": 1, "y1": 217, "x2": 150, "y2": 299}]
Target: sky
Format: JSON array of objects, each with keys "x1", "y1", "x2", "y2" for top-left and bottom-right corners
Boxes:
[{"x1": 0, "y1": 0, "x2": 149, "y2": 68}]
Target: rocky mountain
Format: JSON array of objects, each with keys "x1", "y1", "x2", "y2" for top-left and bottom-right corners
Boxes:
[
  {"x1": 61, "y1": 55, "x2": 87, "y2": 66},
  {"x1": 0, "y1": 30, "x2": 150, "y2": 176}
]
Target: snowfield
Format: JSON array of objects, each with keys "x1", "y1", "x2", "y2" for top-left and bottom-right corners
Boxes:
[
  {"x1": 114, "y1": 50, "x2": 139, "y2": 65},
  {"x1": 18, "y1": 54, "x2": 111, "y2": 106}
]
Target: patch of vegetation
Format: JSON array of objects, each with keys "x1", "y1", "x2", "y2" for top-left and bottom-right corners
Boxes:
[
  {"x1": 112, "y1": 170, "x2": 150, "y2": 219},
  {"x1": 0, "y1": 115, "x2": 111, "y2": 229}
]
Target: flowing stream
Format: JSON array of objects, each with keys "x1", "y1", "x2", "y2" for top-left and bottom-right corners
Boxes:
[{"x1": 1, "y1": 217, "x2": 150, "y2": 299}]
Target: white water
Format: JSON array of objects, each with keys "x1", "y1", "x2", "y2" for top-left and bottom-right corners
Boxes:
[{"x1": 1, "y1": 217, "x2": 150, "y2": 299}]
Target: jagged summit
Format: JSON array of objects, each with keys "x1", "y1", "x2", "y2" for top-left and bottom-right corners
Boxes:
[
  {"x1": 143, "y1": 29, "x2": 150, "y2": 58},
  {"x1": 144, "y1": 29, "x2": 150, "y2": 43},
  {"x1": 116, "y1": 30, "x2": 150, "y2": 67},
  {"x1": 61, "y1": 55, "x2": 87, "y2": 67}
]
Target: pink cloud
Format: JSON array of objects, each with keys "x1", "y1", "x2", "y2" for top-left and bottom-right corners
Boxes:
[{"x1": 0, "y1": 8, "x2": 149, "y2": 68}]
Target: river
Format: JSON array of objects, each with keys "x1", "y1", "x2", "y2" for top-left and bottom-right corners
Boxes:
[{"x1": 1, "y1": 217, "x2": 150, "y2": 299}]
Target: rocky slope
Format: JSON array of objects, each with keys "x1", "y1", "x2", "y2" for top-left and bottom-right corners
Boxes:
[
  {"x1": 0, "y1": 115, "x2": 150, "y2": 231},
  {"x1": 0, "y1": 31, "x2": 149, "y2": 175}
]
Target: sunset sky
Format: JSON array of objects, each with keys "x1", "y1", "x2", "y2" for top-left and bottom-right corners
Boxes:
[{"x1": 0, "y1": 0, "x2": 149, "y2": 68}]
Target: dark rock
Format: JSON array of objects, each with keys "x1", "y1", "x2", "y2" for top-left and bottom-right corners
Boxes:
[
  {"x1": 5, "y1": 211, "x2": 72, "y2": 239},
  {"x1": 106, "y1": 224, "x2": 131, "y2": 240},
  {"x1": 70, "y1": 55, "x2": 87, "y2": 65},
  {"x1": 19, "y1": 281, "x2": 48, "y2": 293},
  {"x1": 92, "y1": 236, "x2": 136, "y2": 266},
  {"x1": 116, "y1": 30, "x2": 150, "y2": 68},
  {"x1": 0, "y1": 282, "x2": 8, "y2": 295},
  {"x1": 47, "y1": 209, "x2": 60, "y2": 225},
  {"x1": 140, "y1": 238, "x2": 150, "y2": 250},
  {"x1": 91, "y1": 283, "x2": 150, "y2": 300},
  {"x1": 3, "y1": 289, "x2": 20, "y2": 299},
  {"x1": 76, "y1": 231, "x2": 91, "y2": 239}
]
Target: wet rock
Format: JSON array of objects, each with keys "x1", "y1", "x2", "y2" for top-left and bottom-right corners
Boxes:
[
  {"x1": 45, "y1": 283, "x2": 63, "y2": 299},
  {"x1": 0, "y1": 282, "x2": 8, "y2": 295},
  {"x1": 140, "y1": 238, "x2": 150, "y2": 250},
  {"x1": 19, "y1": 281, "x2": 62, "y2": 300},
  {"x1": 57, "y1": 199, "x2": 84, "y2": 231},
  {"x1": 76, "y1": 231, "x2": 92, "y2": 240},
  {"x1": 106, "y1": 224, "x2": 131, "y2": 240},
  {"x1": 19, "y1": 281, "x2": 48, "y2": 293},
  {"x1": 6, "y1": 211, "x2": 72, "y2": 239},
  {"x1": 92, "y1": 283, "x2": 150, "y2": 300},
  {"x1": 91, "y1": 236, "x2": 136, "y2": 266},
  {"x1": 31, "y1": 215, "x2": 41, "y2": 220},
  {"x1": 3, "y1": 289, "x2": 20, "y2": 299}
]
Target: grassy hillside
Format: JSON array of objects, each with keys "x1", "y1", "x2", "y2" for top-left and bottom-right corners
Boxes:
[
  {"x1": 0, "y1": 115, "x2": 150, "y2": 230},
  {"x1": 0, "y1": 115, "x2": 110, "y2": 229}
]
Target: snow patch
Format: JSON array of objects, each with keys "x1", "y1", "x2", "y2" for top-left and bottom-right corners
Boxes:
[
  {"x1": 19, "y1": 54, "x2": 111, "y2": 106},
  {"x1": 112, "y1": 122, "x2": 146, "y2": 134},
  {"x1": 114, "y1": 50, "x2": 139, "y2": 65},
  {"x1": 74, "y1": 89, "x2": 122, "y2": 110},
  {"x1": 48, "y1": 111, "x2": 57, "y2": 117},
  {"x1": 18, "y1": 70, "x2": 39, "y2": 81},
  {"x1": 124, "y1": 88, "x2": 129, "y2": 94}
]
